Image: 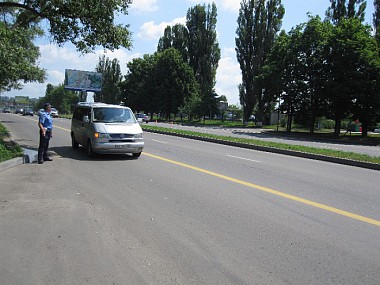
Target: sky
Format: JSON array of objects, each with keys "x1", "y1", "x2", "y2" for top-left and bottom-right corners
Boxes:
[{"x1": 5, "y1": 0, "x2": 376, "y2": 106}]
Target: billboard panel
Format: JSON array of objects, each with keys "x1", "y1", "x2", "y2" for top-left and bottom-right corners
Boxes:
[
  {"x1": 64, "y1": 69, "x2": 102, "y2": 92},
  {"x1": 15, "y1": 96, "x2": 29, "y2": 103}
]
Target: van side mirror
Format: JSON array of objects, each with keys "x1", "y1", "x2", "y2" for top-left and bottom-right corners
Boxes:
[{"x1": 83, "y1": 115, "x2": 89, "y2": 123}]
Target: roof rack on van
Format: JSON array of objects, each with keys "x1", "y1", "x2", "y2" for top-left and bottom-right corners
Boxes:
[
  {"x1": 76, "y1": 102, "x2": 106, "y2": 106},
  {"x1": 76, "y1": 102, "x2": 129, "y2": 108}
]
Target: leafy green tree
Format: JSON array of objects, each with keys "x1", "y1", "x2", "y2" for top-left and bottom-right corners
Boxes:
[
  {"x1": 157, "y1": 24, "x2": 189, "y2": 62},
  {"x1": 235, "y1": 0, "x2": 284, "y2": 124},
  {"x1": 0, "y1": 23, "x2": 45, "y2": 92},
  {"x1": 121, "y1": 54, "x2": 158, "y2": 114},
  {"x1": 1, "y1": 0, "x2": 132, "y2": 93},
  {"x1": 326, "y1": 0, "x2": 367, "y2": 24},
  {"x1": 267, "y1": 27, "x2": 307, "y2": 132},
  {"x1": 94, "y1": 56, "x2": 122, "y2": 104},
  {"x1": 374, "y1": 0, "x2": 380, "y2": 45},
  {"x1": 0, "y1": 0, "x2": 133, "y2": 53},
  {"x1": 186, "y1": 3, "x2": 220, "y2": 117},
  {"x1": 325, "y1": 18, "x2": 379, "y2": 136},
  {"x1": 347, "y1": 22, "x2": 380, "y2": 136},
  {"x1": 41, "y1": 84, "x2": 79, "y2": 114},
  {"x1": 154, "y1": 48, "x2": 200, "y2": 119},
  {"x1": 299, "y1": 16, "x2": 332, "y2": 133}
]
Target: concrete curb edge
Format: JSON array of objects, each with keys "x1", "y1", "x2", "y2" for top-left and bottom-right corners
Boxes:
[{"x1": 0, "y1": 148, "x2": 38, "y2": 172}]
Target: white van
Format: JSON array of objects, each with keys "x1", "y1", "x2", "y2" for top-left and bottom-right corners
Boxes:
[{"x1": 71, "y1": 102, "x2": 144, "y2": 158}]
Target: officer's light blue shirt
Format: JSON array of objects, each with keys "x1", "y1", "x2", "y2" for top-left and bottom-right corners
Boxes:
[{"x1": 39, "y1": 111, "x2": 53, "y2": 130}]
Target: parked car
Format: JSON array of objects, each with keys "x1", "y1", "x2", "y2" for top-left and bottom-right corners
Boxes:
[
  {"x1": 3, "y1": 107, "x2": 11, "y2": 113},
  {"x1": 15, "y1": 108, "x2": 24, "y2": 114},
  {"x1": 135, "y1": 113, "x2": 149, "y2": 123},
  {"x1": 50, "y1": 108, "x2": 59, "y2": 118},
  {"x1": 22, "y1": 109, "x2": 34, "y2": 116}
]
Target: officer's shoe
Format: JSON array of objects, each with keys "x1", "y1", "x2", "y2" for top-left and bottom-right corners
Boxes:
[{"x1": 43, "y1": 157, "x2": 53, "y2": 161}]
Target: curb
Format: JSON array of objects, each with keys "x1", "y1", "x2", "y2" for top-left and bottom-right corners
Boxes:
[
  {"x1": 0, "y1": 148, "x2": 38, "y2": 172},
  {"x1": 0, "y1": 156, "x2": 25, "y2": 172},
  {"x1": 144, "y1": 129, "x2": 380, "y2": 171}
]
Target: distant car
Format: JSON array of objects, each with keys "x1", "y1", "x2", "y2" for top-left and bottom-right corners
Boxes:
[
  {"x1": 22, "y1": 109, "x2": 34, "y2": 116},
  {"x1": 135, "y1": 113, "x2": 149, "y2": 123},
  {"x1": 50, "y1": 108, "x2": 59, "y2": 118},
  {"x1": 15, "y1": 108, "x2": 24, "y2": 114},
  {"x1": 374, "y1": 128, "x2": 380, "y2": 133},
  {"x1": 3, "y1": 107, "x2": 11, "y2": 113}
]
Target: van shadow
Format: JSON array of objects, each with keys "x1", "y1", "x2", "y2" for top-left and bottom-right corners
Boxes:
[{"x1": 50, "y1": 146, "x2": 139, "y2": 161}]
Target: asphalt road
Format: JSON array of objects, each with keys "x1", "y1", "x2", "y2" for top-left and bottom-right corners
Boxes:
[{"x1": 1, "y1": 113, "x2": 379, "y2": 284}]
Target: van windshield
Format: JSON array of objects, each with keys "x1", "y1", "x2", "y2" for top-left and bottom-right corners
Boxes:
[{"x1": 93, "y1": 107, "x2": 136, "y2": 123}]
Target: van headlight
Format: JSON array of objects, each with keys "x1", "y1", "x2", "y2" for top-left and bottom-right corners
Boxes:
[
  {"x1": 94, "y1": 132, "x2": 109, "y2": 139},
  {"x1": 134, "y1": 133, "x2": 143, "y2": 139}
]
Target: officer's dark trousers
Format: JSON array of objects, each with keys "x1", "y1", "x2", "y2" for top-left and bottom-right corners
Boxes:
[{"x1": 38, "y1": 130, "x2": 51, "y2": 161}]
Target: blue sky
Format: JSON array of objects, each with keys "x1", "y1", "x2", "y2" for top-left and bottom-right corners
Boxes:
[{"x1": 6, "y1": 0, "x2": 375, "y2": 106}]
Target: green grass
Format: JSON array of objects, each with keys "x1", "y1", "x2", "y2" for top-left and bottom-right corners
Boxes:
[
  {"x1": 0, "y1": 123, "x2": 24, "y2": 162},
  {"x1": 141, "y1": 124, "x2": 380, "y2": 165}
]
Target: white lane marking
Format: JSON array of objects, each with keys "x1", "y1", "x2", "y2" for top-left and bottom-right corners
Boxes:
[
  {"x1": 227, "y1": 154, "x2": 261, "y2": 163},
  {"x1": 152, "y1": 139, "x2": 168, "y2": 144}
]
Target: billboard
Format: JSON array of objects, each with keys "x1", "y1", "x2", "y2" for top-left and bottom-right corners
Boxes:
[
  {"x1": 15, "y1": 96, "x2": 29, "y2": 103},
  {"x1": 64, "y1": 69, "x2": 102, "y2": 92}
]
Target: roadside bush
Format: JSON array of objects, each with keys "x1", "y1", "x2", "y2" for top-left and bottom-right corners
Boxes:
[
  {"x1": 321, "y1": 119, "x2": 335, "y2": 129},
  {"x1": 0, "y1": 123, "x2": 24, "y2": 162}
]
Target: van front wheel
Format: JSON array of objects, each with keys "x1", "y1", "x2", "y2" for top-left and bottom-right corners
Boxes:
[
  {"x1": 132, "y1": 152, "x2": 141, "y2": 158},
  {"x1": 87, "y1": 140, "x2": 95, "y2": 157}
]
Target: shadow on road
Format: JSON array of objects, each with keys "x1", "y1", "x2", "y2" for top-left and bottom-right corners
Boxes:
[{"x1": 50, "y1": 146, "x2": 139, "y2": 162}]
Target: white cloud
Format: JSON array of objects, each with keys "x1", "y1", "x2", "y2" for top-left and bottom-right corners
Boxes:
[
  {"x1": 215, "y1": 52, "x2": 241, "y2": 106},
  {"x1": 130, "y1": 0, "x2": 159, "y2": 12},
  {"x1": 186, "y1": 0, "x2": 240, "y2": 12},
  {"x1": 220, "y1": 0, "x2": 240, "y2": 12},
  {"x1": 137, "y1": 17, "x2": 186, "y2": 41}
]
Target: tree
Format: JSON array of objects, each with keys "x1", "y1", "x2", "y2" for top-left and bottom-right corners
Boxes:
[
  {"x1": 0, "y1": 0, "x2": 133, "y2": 53},
  {"x1": 299, "y1": 16, "x2": 332, "y2": 133},
  {"x1": 325, "y1": 18, "x2": 379, "y2": 136},
  {"x1": 154, "y1": 48, "x2": 200, "y2": 119},
  {"x1": 374, "y1": 0, "x2": 380, "y2": 45},
  {"x1": 0, "y1": 22, "x2": 45, "y2": 92},
  {"x1": 121, "y1": 54, "x2": 158, "y2": 114},
  {"x1": 186, "y1": 3, "x2": 221, "y2": 117},
  {"x1": 94, "y1": 56, "x2": 123, "y2": 104},
  {"x1": 326, "y1": 0, "x2": 367, "y2": 24},
  {"x1": 0, "y1": 0, "x2": 132, "y2": 93},
  {"x1": 235, "y1": 0, "x2": 284, "y2": 124},
  {"x1": 41, "y1": 84, "x2": 79, "y2": 114},
  {"x1": 157, "y1": 24, "x2": 189, "y2": 62},
  {"x1": 266, "y1": 27, "x2": 307, "y2": 132}
]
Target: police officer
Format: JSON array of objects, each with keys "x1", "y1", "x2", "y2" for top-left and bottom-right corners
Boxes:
[{"x1": 38, "y1": 103, "x2": 53, "y2": 164}]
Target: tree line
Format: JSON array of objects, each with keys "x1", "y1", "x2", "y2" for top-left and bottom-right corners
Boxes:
[{"x1": 236, "y1": 0, "x2": 380, "y2": 137}]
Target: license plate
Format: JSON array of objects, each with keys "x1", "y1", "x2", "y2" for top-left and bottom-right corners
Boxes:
[{"x1": 115, "y1": 145, "x2": 129, "y2": 149}]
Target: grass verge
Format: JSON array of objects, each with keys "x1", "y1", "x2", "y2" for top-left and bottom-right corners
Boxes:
[
  {"x1": 0, "y1": 123, "x2": 24, "y2": 162},
  {"x1": 142, "y1": 125, "x2": 380, "y2": 165}
]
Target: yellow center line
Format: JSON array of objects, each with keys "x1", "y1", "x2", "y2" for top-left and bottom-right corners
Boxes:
[{"x1": 143, "y1": 152, "x2": 380, "y2": 227}]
